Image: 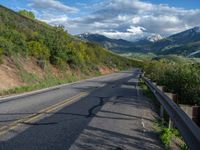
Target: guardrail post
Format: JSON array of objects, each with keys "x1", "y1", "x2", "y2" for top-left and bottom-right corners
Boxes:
[
  {"x1": 160, "y1": 105, "x2": 164, "y2": 123},
  {"x1": 157, "y1": 86, "x2": 166, "y2": 123},
  {"x1": 192, "y1": 106, "x2": 200, "y2": 127},
  {"x1": 167, "y1": 94, "x2": 177, "y2": 129},
  {"x1": 168, "y1": 118, "x2": 173, "y2": 129},
  {"x1": 172, "y1": 94, "x2": 178, "y2": 104}
]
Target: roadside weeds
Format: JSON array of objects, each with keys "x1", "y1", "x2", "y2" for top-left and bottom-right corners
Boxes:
[{"x1": 139, "y1": 80, "x2": 189, "y2": 150}]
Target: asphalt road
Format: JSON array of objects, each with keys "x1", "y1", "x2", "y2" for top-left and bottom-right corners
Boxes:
[{"x1": 0, "y1": 69, "x2": 163, "y2": 150}]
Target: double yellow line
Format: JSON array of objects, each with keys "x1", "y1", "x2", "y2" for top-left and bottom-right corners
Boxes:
[{"x1": 0, "y1": 92, "x2": 87, "y2": 136}]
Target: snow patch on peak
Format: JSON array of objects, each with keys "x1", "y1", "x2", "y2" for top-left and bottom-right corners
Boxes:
[{"x1": 147, "y1": 34, "x2": 163, "y2": 42}]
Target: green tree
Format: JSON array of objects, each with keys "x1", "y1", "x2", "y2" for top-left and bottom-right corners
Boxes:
[{"x1": 18, "y1": 10, "x2": 35, "y2": 19}]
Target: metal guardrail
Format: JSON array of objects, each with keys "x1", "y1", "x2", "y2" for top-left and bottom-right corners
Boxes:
[{"x1": 142, "y1": 76, "x2": 200, "y2": 149}]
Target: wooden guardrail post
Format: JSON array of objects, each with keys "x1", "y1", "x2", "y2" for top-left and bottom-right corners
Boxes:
[
  {"x1": 192, "y1": 106, "x2": 200, "y2": 127},
  {"x1": 160, "y1": 105, "x2": 164, "y2": 123},
  {"x1": 168, "y1": 118, "x2": 173, "y2": 129},
  {"x1": 152, "y1": 83, "x2": 165, "y2": 123},
  {"x1": 157, "y1": 85, "x2": 178, "y2": 128},
  {"x1": 180, "y1": 105, "x2": 200, "y2": 127},
  {"x1": 157, "y1": 86, "x2": 166, "y2": 123},
  {"x1": 166, "y1": 93, "x2": 178, "y2": 129}
]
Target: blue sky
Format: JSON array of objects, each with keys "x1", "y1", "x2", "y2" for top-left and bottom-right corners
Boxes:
[
  {"x1": 144, "y1": 0, "x2": 200, "y2": 9},
  {"x1": 0, "y1": 0, "x2": 200, "y2": 41}
]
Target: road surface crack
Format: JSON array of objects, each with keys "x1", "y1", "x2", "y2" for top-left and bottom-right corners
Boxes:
[{"x1": 87, "y1": 96, "x2": 109, "y2": 118}]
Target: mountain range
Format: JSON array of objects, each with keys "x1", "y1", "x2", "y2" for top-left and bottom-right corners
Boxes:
[
  {"x1": 78, "y1": 27, "x2": 200, "y2": 57},
  {"x1": 78, "y1": 33, "x2": 141, "y2": 53}
]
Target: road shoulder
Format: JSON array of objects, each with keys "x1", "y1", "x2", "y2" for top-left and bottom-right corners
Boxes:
[{"x1": 69, "y1": 78, "x2": 164, "y2": 150}]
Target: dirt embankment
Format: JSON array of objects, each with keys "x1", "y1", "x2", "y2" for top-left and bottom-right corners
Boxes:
[
  {"x1": 0, "y1": 57, "x2": 117, "y2": 91},
  {"x1": 0, "y1": 57, "x2": 59, "y2": 91},
  {"x1": 98, "y1": 66, "x2": 118, "y2": 74},
  {"x1": 0, "y1": 57, "x2": 23, "y2": 90}
]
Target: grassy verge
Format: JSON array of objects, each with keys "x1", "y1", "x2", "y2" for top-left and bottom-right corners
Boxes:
[
  {"x1": 139, "y1": 79, "x2": 189, "y2": 150},
  {"x1": 0, "y1": 68, "x2": 103, "y2": 97},
  {"x1": 0, "y1": 77, "x2": 75, "y2": 96},
  {"x1": 154, "y1": 120, "x2": 188, "y2": 150}
]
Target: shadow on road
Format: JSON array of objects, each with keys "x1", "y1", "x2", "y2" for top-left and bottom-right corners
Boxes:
[
  {"x1": 70, "y1": 126, "x2": 162, "y2": 150},
  {"x1": 0, "y1": 71, "x2": 163, "y2": 150}
]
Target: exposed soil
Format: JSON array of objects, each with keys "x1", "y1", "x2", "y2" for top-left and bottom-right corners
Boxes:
[
  {"x1": 0, "y1": 57, "x2": 118, "y2": 91},
  {"x1": 98, "y1": 66, "x2": 117, "y2": 75},
  {"x1": 0, "y1": 57, "x2": 23, "y2": 90},
  {"x1": 22, "y1": 57, "x2": 44, "y2": 78}
]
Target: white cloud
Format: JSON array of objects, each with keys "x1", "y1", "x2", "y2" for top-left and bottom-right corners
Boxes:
[
  {"x1": 95, "y1": 26, "x2": 146, "y2": 41},
  {"x1": 132, "y1": 16, "x2": 141, "y2": 24},
  {"x1": 29, "y1": 0, "x2": 78, "y2": 13},
  {"x1": 99, "y1": 30, "x2": 146, "y2": 41},
  {"x1": 127, "y1": 26, "x2": 146, "y2": 34},
  {"x1": 31, "y1": 0, "x2": 200, "y2": 41}
]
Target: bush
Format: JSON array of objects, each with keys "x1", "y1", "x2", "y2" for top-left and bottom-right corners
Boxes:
[
  {"x1": 0, "y1": 37, "x2": 14, "y2": 56},
  {"x1": 28, "y1": 41, "x2": 50, "y2": 60},
  {"x1": 143, "y1": 60, "x2": 200, "y2": 105}
]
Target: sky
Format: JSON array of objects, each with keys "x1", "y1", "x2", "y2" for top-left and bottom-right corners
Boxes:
[{"x1": 0, "y1": 0, "x2": 200, "y2": 41}]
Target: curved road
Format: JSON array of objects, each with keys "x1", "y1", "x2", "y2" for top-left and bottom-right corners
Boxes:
[{"x1": 0, "y1": 69, "x2": 163, "y2": 150}]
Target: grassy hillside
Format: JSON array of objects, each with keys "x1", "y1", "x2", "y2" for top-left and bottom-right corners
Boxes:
[{"x1": 0, "y1": 5, "x2": 141, "y2": 95}]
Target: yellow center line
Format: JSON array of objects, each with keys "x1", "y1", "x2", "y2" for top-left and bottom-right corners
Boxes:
[{"x1": 0, "y1": 92, "x2": 87, "y2": 136}]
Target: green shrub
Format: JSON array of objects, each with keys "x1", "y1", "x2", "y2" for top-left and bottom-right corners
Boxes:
[
  {"x1": 28, "y1": 41, "x2": 50, "y2": 60},
  {"x1": 160, "y1": 128, "x2": 174, "y2": 148},
  {"x1": 0, "y1": 37, "x2": 14, "y2": 56},
  {"x1": 144, "y1": 60, "x2": 200, "y2": 105}
]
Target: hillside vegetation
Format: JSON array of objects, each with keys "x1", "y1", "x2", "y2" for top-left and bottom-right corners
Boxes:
[
  {"x1": 143, "y1": 56, "x2": 200, "y2": 105},
  {"x1": 0, "y1": 5, "x2": 140, "y2": 95}
]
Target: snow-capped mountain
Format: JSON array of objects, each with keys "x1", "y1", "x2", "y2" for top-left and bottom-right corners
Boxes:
[{"x1": 78, "y1": 27, "x2": 200, "y2": 57}]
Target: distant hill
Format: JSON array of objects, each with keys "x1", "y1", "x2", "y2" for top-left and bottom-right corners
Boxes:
[
  {"x1": 78, "y1": 33, "x2": 163, "y2": 53},
  {"x1": 151, "y1": 26, "x2": 200, "y2": 56},
  {"x1": 78, "y1": 33, "x2": 141, "y2": 53}
]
